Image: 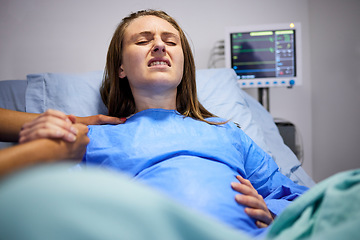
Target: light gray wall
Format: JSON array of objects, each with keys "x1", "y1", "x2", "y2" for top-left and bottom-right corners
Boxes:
[
  {"x1": 309, "y1": 0, "x2": 360, "y2": 182},
  {"x1": 3, "y1": 0, "x2": 358, "y2": 182}
]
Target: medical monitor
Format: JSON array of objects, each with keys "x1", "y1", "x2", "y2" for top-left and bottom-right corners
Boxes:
[{"x1": 225, "y1": 22, "x2": 302, "y2": 88}]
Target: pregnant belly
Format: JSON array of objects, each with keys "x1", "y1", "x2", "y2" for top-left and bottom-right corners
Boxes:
[{"x1": 134, "y1": 156, "x2": 262, "y2": 234}]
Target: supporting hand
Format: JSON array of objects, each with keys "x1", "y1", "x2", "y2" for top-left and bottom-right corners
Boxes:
[
  {"x1": 231, "y1": 175, "x2": 274, "y2": 228},
  {"x1": 19, "y1": 110, "x2": 126, "y2": 144},
  {"x1": 59, "y1": 123, "x2": 89, "y2": 160},
  {"x1": 19, "y1": 109, "x2": 78, "y2": 143},
  {"x1": 76, "y1": 114, "x2": 126, "y2": 126}
]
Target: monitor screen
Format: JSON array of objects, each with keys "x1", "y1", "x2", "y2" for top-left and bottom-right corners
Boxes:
[{"x1": 225, "y1": 22, "x2": 301, "y2": 88}]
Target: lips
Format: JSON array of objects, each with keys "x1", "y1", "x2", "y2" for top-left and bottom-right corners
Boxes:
[{"x1": 148, "y1": 59, "x2": 171, "y2": 67}]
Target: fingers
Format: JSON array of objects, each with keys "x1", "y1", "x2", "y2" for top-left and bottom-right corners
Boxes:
[
  {"x1": 244, "y1": 205, "x2": 273, "y2": 226},
  {"x1": 232, "y1": 175, "x2": 274, "y2": 227},
  {"x1": 234, "y1": 192, "x2": 271, "y2": 224},
  {"x1": 77, "y1": 114, "x2": 126, "y2": 125},
  {"x1": 74, "y1": 123, "x2": 89, "y2": 136},
  {"x1": 19, "y1": 109, "x2": 79, "y2": 143},
  {"x1": 236, "y1": 175, "x2": 255, "y2": 190},
  {"x1": 63, "y1": 123, "x2": 90, "y2": 160},
  {"x1": 97, "y1": 115, "x2": 126, "y2": 125},
  {"x1": 231, "y1": 176, "x2": 258, "y2": 198},
  {"x1": 20, "y1": 127, "x2": 74, "y2": 143},
  {"x1": 234, "y1": 193, "x2": 265, "y2": 210},
  {"x1": 67, "y1": 114, "x2": 77, "y2": 124},
  {"x1": 256, "y1": 220, "x2": 269, "y2": 228}
]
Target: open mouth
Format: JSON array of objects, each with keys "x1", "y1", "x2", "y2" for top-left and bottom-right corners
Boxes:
[{"x1": 148, "y1": 59, "x2": 171, "y2": 67}]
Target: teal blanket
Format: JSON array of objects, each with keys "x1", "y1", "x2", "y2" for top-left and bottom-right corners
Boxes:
[
  {"x1": 267, "y1": 169, "x2": 360, "y2": 240},
  {"x1": 0, "y1": 164, "x2": 359, "y2": 240}
]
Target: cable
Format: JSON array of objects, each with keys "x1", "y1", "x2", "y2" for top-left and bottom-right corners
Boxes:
[
  {"x1": 274, "y1": 118, "x2": 304, "y2": 165},
  {"x1": 208, "y1": 40, "x2": 225, "y2": 68}
]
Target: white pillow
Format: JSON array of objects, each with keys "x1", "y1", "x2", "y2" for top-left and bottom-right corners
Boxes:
[
  {"x1": 196, "y1": 68, "x2": 270, "y2": 155},
  {"x1": 26, "y1": 71, "x2": 107, "y2": 116}
]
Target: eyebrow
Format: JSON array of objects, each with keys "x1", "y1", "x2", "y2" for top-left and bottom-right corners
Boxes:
[{"x1": 130, "y1": 31, "x2": 180, "y2": 42}]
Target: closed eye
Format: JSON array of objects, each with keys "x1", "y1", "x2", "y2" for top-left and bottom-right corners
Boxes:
[
  {"x1": 136, "y1": 41, "x2": 150, "y2": 45},
  {"x1": 166, "y1": 41, "x2": 177, "y2": 46}
]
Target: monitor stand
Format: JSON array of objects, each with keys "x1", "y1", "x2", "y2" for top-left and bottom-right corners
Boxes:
[{"x1": 258, "y1": 87, "x2": 270, "y2": 111}]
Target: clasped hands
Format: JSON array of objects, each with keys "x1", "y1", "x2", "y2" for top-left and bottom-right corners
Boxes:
[{"x1": 19, "y1": 109, "x2": 124, "y2": 160}]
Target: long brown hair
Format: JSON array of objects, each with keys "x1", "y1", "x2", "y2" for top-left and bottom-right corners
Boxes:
[{"x1": 101, "y1": 9, "x2": 222, "y2": 124}]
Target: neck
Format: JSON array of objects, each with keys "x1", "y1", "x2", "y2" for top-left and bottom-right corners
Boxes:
[{"x1": 132, "y1": 89, "x2": 177, "y2": 113}]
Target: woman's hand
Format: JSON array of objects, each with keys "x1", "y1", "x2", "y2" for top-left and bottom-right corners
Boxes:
[
  {"x1": 231, "y1": 175, "x2": 274, "y2": 228},
  {"x1": 76, "y1": 114, "x2": 126, "y2": 126},
  {"x1": 19, "y1": 110, "x2": 126, "y2": 144},
  {"x1": 19, "y1": 109, "x2": 79, "y2": 143},
  {"x1": 59, "y1": 123, "x2": 89, "y2": 160},
  {"x1": 0, "y1": 122, "x2": 89, "y2": 177}
]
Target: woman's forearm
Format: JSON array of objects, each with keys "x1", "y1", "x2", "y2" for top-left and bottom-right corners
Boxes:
[
  {"x1": 0, "y1": 108, "x2": 123, "y2": 143},
  {"x1": 0, "y1": 139, "x2": 69, "y2": 177},
  {"x1": 0, "y1": 108, "x2": 39, "y2": 142},
  {"x1": 0, "y1": 122, "x2": 89, "y2": 177}
]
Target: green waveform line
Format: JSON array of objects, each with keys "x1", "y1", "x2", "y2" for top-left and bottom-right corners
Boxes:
[
  {"x1": 275, "y1": 30, "x2": 294, "y2": 35},
  {"x1": 232, "y1": 37, "x2": 274, "y2": 43},
  {"x1": 232, "y1": 47, "x2": 275, "y2": 53},
  {"x1": 250, "y1": 31, "x2": 273, "y2": 36},
  {"x1": 233, "y1": 61, "x2": 276, "y2": 66}
]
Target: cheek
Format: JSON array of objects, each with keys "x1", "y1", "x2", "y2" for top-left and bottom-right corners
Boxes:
[
  {"x1": 176, "y1": 51, "x2": 185, "y2": 78},
  {"x1": 179, "y1": 52, "x2": 185, "y2": 68},
  {"x1": 173, "y1": 48, "x2": 184, "y2": 69},
  {"x1": 121, "y1": 50, "x2": 144, "y2": 77},
  {"x1": 123, "y1": 51, "x2": 139, "y2": 68}
]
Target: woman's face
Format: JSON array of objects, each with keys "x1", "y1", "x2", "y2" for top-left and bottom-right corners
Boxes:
[{"x1": 119, "y1": 15, "x2": 184, "y2": 96}]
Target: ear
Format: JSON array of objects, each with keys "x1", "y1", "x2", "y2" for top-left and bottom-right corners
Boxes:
[{"x1": 119, "y1": 66, "x2": 126, "y2": 79}]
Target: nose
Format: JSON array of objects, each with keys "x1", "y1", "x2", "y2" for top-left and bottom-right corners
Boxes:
[
  {"x1": 153, "y1": 46, "x2": 165, "y2": 53},
  {"x1": 152, "y1": 39, "x2": 166, "y2": 54}
]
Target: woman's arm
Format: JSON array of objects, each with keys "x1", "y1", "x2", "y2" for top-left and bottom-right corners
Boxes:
[
  {"x1": 76, "y1": 115, "x2": 126, "y2": 126},
  {"x1": 0, "y1": 123, "x2": 89, "y2": 177},
  {"x1": 0, "y1": 108, "x2": 39, "y2": 142},
  {"x1": 0, "y1": 108, "x2": 125, "y2": 142}
]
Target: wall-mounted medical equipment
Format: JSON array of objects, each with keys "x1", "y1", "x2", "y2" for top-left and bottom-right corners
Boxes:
[{"x1": 224, "y1": 22, "x2": 302, "y2": 89}]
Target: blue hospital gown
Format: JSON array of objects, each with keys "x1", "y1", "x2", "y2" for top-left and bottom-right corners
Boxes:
[{"x1": 82, "y1": 109, "x2": 308, "y2": 236}]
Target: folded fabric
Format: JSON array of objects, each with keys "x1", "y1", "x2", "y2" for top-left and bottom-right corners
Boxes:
[
  {"x1": 0, "y1": 164, "x2": 249, "y2": 240},
  {"x1": 266, "y1": 168, "x2": 360, "y2": 240}
]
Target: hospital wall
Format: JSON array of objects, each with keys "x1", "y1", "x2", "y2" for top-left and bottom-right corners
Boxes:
[
  {"x1": 0, "y1": 0, "x2": 359, "y2": 182},
  {"x1": 308, "y1": 0, "x2": 360, "y2": 182}
]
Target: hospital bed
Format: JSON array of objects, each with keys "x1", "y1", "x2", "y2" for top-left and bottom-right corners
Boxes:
[
  {"x1": 1, "y1": 68, "x2": 360, "y2": 240},
  {"x1": 0, "y1": 68, "x2": 314, "y2": 187}
]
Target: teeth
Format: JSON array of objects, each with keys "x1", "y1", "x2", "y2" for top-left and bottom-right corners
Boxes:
[{"x1": 149, "y1": 61, "x2": 168, "y2": 66}]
